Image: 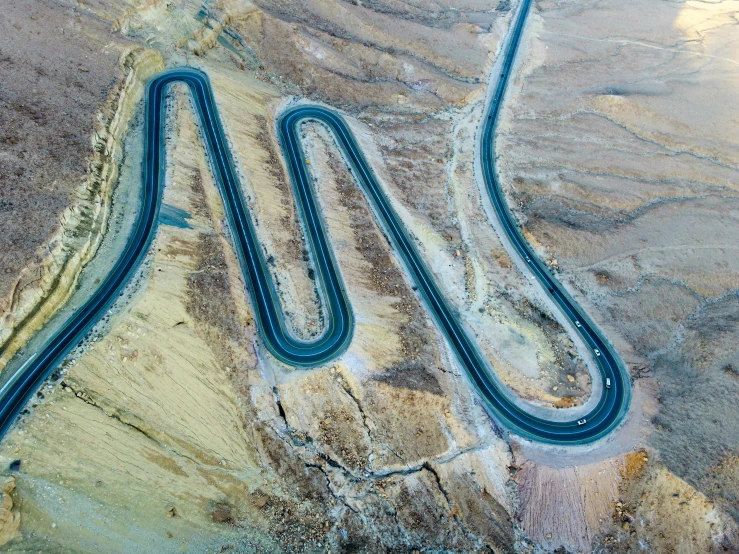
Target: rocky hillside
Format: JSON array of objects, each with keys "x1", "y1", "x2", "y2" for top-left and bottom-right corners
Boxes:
[
  {"x1": 499, "y1": 0, "x2": 739, "y2": 551},
  {"x1": 1, "y1": 0, "x2": 737, "y2": 552}
]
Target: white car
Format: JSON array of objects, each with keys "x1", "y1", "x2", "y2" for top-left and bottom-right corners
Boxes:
[
  {"x1": 605, "y1": 378, "x2": 611, "y2": 389},
  {"x1": 575, "y1": 321, "x2": 581, "y2": 328},
  {"x1": 594, "y1": 349, "x2": 601, "y2": 357},
  {"x1": 577, "y1": 419, "x2": 587, "y2": 426}
]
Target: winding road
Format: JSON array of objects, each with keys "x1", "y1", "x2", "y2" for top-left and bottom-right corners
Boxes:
[{"x1": 0, "y1": 0, "x2": 629, "y2": 443}]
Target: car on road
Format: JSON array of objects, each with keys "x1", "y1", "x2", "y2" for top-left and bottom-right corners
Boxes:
[
  {"x1": 577, "y1": 419, "x2": 587, "y2": 426},
  {"x1": 605, "y1": 378, "x2": 611, "y2": 389},
  {"x1": 575, "y1": 321, "x2": 581, "y2": 328},
  {"x1": 594, "y1": 349, "x2": 601, "y2": 357}
]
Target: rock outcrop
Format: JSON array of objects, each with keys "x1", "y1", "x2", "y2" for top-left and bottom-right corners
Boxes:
[{"x1": 0, "y1": 47, "x2": 163, "y2": 370}]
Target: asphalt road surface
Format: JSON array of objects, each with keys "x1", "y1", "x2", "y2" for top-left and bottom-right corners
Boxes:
[{"x1": 0, "y1": 0, "x2": 629, "y2": 443}]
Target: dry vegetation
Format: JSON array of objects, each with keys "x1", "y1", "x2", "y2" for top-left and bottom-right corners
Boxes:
[
  {"x1": 0, "y1": 0, "x2": 130, "y2": 315},
  {"x1": 324, "y1": 146, "x2": 439, "y2": 384}
]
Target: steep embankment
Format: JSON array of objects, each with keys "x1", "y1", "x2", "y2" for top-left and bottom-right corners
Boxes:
[{"x1": 0, "y1": 48, "x2": 163, "y2": 370}]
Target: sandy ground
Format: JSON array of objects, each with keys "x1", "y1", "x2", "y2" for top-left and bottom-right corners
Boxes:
[
  {"x1": 497, "y1": 0, "x2": 739, "y2": 551},
  {"x1": 1, "y1": 0, "x2": 738, "y2": 552},
  {"x1": 0, "y1": 65, "x2": 517, "y2": 551},
  {"x1": 2, "y1": 0, "x2": 594, "y2": 417}
]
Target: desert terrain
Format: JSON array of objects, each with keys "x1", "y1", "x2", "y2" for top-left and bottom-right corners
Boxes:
[
  {"x1": 498, "y1": 0, "x2": 739, "y2": 551},
  {"x1": 0, "y1": 0, "x2": 737, "y2": 552}
]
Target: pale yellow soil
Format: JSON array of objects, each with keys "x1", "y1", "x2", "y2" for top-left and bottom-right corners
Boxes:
[
  {"x1": 88, "y1": 0, "x2": 593, "y2": 406},
  {"x1": 203, "y1": 70, "x2": 324, "y2": 341},
  {"x1": 280, "y1": 119, "x2": 490, "y2": 471},
  {"x1": 4, "y1": 0, "x2": 737, "y2": 551},
  {"x1": 0, "y1": 477, "x2": 20, "y2": 547},
  {"x1": 0, "y1": 69, "x2": 516, "y2": 552},
  {"x1": 589, "y1": 452, "x2": 736, "y2": 554},
  {"x1": 338, "y1": 89, "x2": 592, "y2": 408},
  {"x1": 0, "y1": 0, "x2": 132, "y2": 336},
  {"x1": 515, "y1": 448, "x2": 738, "y2": 554},
  {"x1": 501, "y1": 0, "x2": 739, "y2": 551},
  {"x1": 0, "y1": 87, "x2": 268, "y2": 552}
]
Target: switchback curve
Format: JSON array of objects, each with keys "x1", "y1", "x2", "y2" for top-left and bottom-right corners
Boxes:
[{"x1": 0, "y1": 0, "x2": 629, "y2": 443}]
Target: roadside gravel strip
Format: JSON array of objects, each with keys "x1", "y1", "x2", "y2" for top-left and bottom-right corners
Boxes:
[{"x1": 0, "y1": 0, "x2": 629, "y2": 443}]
